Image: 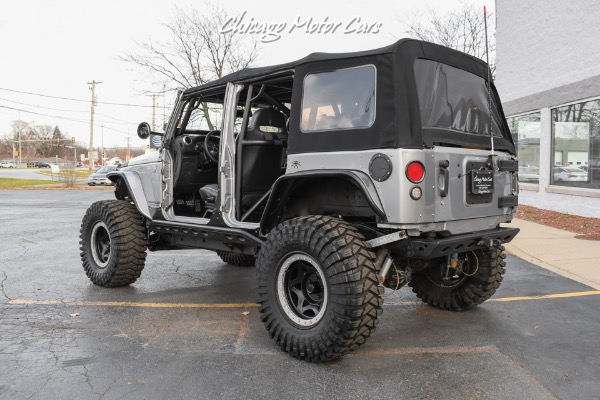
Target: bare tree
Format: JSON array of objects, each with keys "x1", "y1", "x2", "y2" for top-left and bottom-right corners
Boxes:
[
  {"x1": 0, "y1": 136, "x2": 13, "y2": 159},
  {"x1": 2, "y1": 122, "x2": 72, "y2": 162},
  {"x1": 398, "y1": 2, "x2": 495, "y2": 74},
  {"x1": 34, "y1": 125, "x2": 55, "y2": 158},
  {"x1": 121, "y1": 3, "x2": 259, "y2": 129}
]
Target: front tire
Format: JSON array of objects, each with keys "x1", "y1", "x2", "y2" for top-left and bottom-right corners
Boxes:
[
  {"x1": 409, "y1": 246, "x2": 506, "y2": 311},
  {"x1": 80, "y1": 200, "x2": 147, "y2": 287},
  {"x1": 256, "y1": 216, "x2": 383, "y2": 362}
]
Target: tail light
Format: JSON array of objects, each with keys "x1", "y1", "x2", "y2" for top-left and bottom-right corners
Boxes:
[{"x1": 406, "y1": 161, "x2": 425, "y2": 183}]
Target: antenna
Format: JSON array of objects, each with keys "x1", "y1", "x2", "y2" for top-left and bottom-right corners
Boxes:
[{"x1": 483, "y1": 5, "x2": 494, "y2": 156}]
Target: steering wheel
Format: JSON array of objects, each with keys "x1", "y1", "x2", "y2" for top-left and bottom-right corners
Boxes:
[{"x1": 203, "y1": 130, "x2": 221, "y2": 163}]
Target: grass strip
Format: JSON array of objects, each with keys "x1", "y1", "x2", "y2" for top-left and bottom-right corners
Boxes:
[{"x1": 0, "y1": 178, "x2": 62, "y2": 188}]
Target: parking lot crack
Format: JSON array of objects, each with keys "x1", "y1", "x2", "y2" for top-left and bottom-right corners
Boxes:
[
  {"x1": 0, "y1": 270, "x2": 11, "y2": 300},
  {"x1": 100, "y1": 364, "x2": 125, "y2": 399},
  {"x1": 25, "y1": 376, "x2": 51, "y2": 400},
  {"x1": 82, "y1": 364, "x2": 101, "y2": 397}
]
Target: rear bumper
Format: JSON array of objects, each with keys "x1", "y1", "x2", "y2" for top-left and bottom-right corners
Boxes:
[{"x1": 387, "y1": 227, "x2": 520, "y2": 259}]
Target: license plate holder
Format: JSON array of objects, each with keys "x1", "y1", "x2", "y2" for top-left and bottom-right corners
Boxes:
[{"x1": 471, "y1": 170, "x2": 494, "y2": 195}]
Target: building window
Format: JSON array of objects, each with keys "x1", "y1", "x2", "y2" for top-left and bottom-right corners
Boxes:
[
  {"x1": 551, "y1": 99, "x2": 600, "y2": 189},
  {"x1": 507, "y1": 112, "x2": 541, "y2": 183},
  {"x1": 300, "y1": 65, "x2": 376, "y2": 132}
]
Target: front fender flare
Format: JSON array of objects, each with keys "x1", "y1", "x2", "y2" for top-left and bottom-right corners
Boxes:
[{"x1": 107, "y1": 170, "x2": 152, "y2": 220}]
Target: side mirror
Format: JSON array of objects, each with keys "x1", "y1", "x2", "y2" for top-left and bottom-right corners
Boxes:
[{"x1": 137, "y1": 122, "x2": 152, "y2": 139}]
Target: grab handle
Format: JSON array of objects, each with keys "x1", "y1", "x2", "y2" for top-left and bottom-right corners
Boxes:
[{"x1": 439, "y1": 160, "x2": 449, "y2": 197}]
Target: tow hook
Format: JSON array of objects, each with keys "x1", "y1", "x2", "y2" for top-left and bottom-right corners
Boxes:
[{"x1": 477, "y1": 238, "x2": 501, "y2": 248}]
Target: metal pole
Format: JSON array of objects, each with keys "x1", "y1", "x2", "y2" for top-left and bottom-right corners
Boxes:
[
  {"x1": 18, "y1": 130, "x2": 22, "y2": 168},
  {"x1": 101, "y1": 125, "x2": 104, "y2": 165}
]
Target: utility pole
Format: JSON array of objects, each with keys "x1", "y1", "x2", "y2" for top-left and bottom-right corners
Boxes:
[
  {"x1": 152, "y1": 94, "x2": 157, "y2": 131},
  {"x1": 162, "y1": 84, "x2": 167, "y2": 130},
  {"x1": 126, "y1": 136, "x2": 131, "y2": 161},
  {"x1": 147, "y1": 94, "x2": 157, "y2": 130},
  {"x1": 15, "y1": 110, "x2": 19, "y2": 166},
  {"x1": 18, "y1": 129, "x2": 22, "y2": 168},
  {"x1": 88, "y1": 80, "x2": 102, "y2": 171}
]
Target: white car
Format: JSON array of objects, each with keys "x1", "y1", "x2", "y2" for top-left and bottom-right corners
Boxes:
[
  {"x1": 87, "y1": 165, "x2": 118, "y2": 185},
  {"x1": 518, "y1": 166, "x2": 539, "y2": 183},
  {"x1": 0, "y1": 161, "x2": 16, "y2": 168},
  {"x1": 553, "y1": 166, "x2": 588, "y2": 182}
]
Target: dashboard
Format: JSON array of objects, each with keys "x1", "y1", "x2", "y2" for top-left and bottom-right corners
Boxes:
[{"x1": 172, "y1": 130, "x2": 219, "y2": 193}]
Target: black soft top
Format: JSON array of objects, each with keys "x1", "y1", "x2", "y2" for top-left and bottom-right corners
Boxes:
[
  {"x1": 184, "y1": 39, "x2": 514, "y2": 154},
  {"x1": 185, "y1": 39, "x2": 488, "y2": 93}
]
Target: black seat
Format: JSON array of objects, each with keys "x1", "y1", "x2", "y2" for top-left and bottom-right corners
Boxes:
[
  {"x1": 239, "y1": 107, "x2": 286, "y2": 209},
  {"x1": 199, "y1": 183, "x2": 218, "y2": 204},
  {"x1": 199, "y1": 183, "x2": 218, "y2": 217},
  {"x1": 199, "y1": 107, "x2": 286, "y2": 218}
]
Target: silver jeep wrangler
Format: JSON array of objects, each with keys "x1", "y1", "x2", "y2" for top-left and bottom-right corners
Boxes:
[{"x1": 80, "y1": 39, "x2": 519, "y2": 361}]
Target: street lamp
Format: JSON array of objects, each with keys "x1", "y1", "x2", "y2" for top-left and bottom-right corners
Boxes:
[{"x1": 65, "y1": 146, "x2": 76, "y2": 167}]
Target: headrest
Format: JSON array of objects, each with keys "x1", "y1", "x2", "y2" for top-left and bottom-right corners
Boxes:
[{"x1": 248, "y1": 107, "x2": 286, "y2": 131}]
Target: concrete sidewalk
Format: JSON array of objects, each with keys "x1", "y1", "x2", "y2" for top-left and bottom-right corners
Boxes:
[{"x1": 504, "y1": 218, "x2": 600, "y2": 289}]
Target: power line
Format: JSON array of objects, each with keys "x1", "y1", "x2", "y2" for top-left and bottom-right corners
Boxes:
[
  {"x1": 0, "y1": 97, "x2": 89, "y2": 113},
  {"x1": 0, "y1": 104, "x2": 137, "y2": 128},
  {"x1": 0, "y1": 87, "x2": 154, "y2": 108},
  {"x1": 0, "y1": 104, "x2": 89, "y2": 124},
  {"x1": 102, "y1": 125, "x2": 132, "y2": 136},
  {"x1": 95, "y1": 112, "x2": 138, "y2": 125}
]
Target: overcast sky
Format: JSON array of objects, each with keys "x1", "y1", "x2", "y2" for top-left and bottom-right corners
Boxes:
[{"x1": 0, "y1": 0, "x2": 491, "y2": 149}]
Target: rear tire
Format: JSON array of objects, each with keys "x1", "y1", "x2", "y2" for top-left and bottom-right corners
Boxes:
[
  {"x1": 80, "y1": 200, "x2": 147, "y2": 287},
  {"x1": 256, "y1": 216, "x2": 383, "y2": 362},
  {"x1": 216, "y1": 251, "x2": 255, "y2": 267},
  {"x1": 409, "y1": 246, "x2": 506, "y2": 311}
]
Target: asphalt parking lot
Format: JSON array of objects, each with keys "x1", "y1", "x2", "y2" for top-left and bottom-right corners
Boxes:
[{"x1": 1, "y1": 190, "x2": 599, "y2": 399}]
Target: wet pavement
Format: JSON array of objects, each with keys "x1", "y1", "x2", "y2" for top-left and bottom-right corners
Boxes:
[{"x1": 1, "y1": 190, "x2": 599, "y2": 399}]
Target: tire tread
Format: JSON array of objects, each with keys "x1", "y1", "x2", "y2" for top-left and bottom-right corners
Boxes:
[
  {"x1": 256, "y1": 215, "x2": 383, "y2": 362},
  {"x1": 79, "y1": 200, "x2": 147, "y2": 287}
]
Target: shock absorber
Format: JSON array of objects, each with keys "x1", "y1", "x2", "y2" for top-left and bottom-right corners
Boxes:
[{"x1": 444, "y1": 252, "x2": 459, "y2": 281}]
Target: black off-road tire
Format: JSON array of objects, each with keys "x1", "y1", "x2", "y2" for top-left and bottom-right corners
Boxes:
[
  {"x1": 80, "y1": 200, "x2": 147, "y2": 287},
  {"x1": 216, "y1": 251, "x2": 255, "y2": 267},
  {"x1": 409, "y1": 246, "x2": 506, "y2": 311},
  {"x1": 256, "y1": 216, "x2": 383, "y2": 362}
]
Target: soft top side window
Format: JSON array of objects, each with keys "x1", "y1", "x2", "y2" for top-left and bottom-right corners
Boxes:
[{"x1": 300, "y1": 65, "x2": 376, "y2": 132}]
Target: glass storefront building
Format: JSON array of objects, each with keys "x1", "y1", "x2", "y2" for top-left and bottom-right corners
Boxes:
[
  {"x1": 497, "y1": 0, "x2": 600, "y2": 203},
  {"x1": 506, "y1": 99, "x2": 600, "y2": 193},
  {"x1": 507, "y1": 112, "x2": 541, "y2": 184},
  {"x1": 551, "y1": 100, "x2": 600, "y2": 189}
]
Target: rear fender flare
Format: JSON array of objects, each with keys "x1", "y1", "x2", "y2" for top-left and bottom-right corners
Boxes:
[{"x1": 260, "y1": 170, "x2": 386, "y2": 234}]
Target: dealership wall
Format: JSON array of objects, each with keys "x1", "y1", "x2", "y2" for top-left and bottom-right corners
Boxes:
[
  {"x1": 496, "y1": 0, "x2": 600, "y2": 104},
  {"x1": 495, "y1": 0, "x2": 600, "y2": 217}
]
